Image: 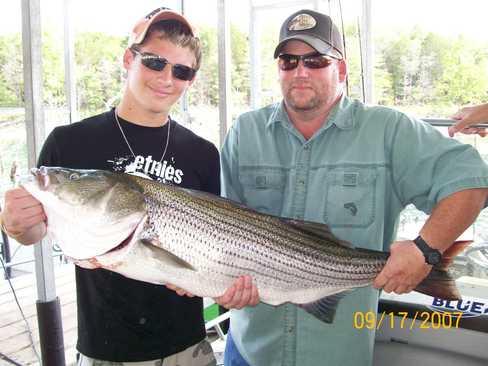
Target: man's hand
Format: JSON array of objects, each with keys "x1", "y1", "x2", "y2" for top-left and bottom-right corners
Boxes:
[
  {"x1": 166, "y1": 275, "x2": 259, "y2": 309},
  {"x1": 165, "y1": 283, "x2": 195, "y2": 297},
  {"x1": 214, "y1": 275, "x2": 259, "y2": 309},
  {"x1": 1, "y1": 187, "x2": 46, "y2": 244},
  {"x1": 448, "y1": 104, "x2": 488, "y2": 137},
  {"x1": 373, "y1": 240, "x2": 431, "y2": 294}
]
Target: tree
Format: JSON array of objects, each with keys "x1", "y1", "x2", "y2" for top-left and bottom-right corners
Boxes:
[
  {"x1": 75, "y1": 32, "x2": 125, "y2": 114},
  {"x1": 0, "y1": 34, "x2": 23, "y2": 106},
  {"x1": 188, "y1": 26, "x2": 219, "y2": 106},
  {"x1": 41, "y1": 31, "x2": 65, "y2": 106},
  {"x1": 437, "y1": 36, "x2": 488, "y2": 105}
]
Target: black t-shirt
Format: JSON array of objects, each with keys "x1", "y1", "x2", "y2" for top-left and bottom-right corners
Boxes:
[{"x1": 37, "y1": 109, "x2": 220, "y2": 362}]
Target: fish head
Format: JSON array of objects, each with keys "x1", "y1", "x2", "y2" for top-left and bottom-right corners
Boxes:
[{"x1": 21, "y1": 167, "x2": 147, "y2": 259}]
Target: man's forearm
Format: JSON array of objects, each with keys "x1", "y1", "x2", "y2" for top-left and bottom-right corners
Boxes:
[{"x1": 419, "y1": 188, "x2": 488, "y2": 251}]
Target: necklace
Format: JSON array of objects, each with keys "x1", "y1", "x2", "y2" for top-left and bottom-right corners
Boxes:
[{"x1": 114, "y1": 109, "x2": 171, "y2": 163}]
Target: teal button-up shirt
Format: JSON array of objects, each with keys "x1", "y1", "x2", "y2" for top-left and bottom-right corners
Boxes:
[{"x1": 220, "y1": 96, "x2": 488, "y2": 366}]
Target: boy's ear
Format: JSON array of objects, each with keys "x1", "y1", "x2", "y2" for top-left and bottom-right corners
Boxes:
[
  {"x1": 123, "y1": 49, "x2": 134, "y2": 71},
  {"x1": 188, "y1": 73, "x2": 197, "y2": 87}
]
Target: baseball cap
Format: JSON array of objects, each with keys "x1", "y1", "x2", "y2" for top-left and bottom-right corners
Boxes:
[
  {"x1": 128, "y1": 7, "x2": 195, "y2": 48},
  {"x1": 273, "y1": 9, "x2": 344, "y2": 59}
]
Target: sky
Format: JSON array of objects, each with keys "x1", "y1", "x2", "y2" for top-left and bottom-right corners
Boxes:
[{"x1": 1, "y1": 0, "x2": 488, "y2": 42}]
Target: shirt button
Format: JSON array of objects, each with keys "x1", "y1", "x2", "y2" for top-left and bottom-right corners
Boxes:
[
  {"x1": 303, "y1": 145, "x2": 310, "y2": 150},
  {"x1": 298, "y1": 180, "x2": 305, "y2": 185},
  {"x1": 288, "y1": 326, "x2": 294, "y2": 333}
]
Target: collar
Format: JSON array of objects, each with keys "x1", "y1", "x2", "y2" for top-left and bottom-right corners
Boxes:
[{"x1": 266, "y1": 95, "x2": 356, "y2": 132}]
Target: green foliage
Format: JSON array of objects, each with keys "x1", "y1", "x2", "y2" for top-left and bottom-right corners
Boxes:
[
  {"x1": 42, "y1": 32, "x2": 65, "y2": 106},
  {"x1": 230, "y1": 24, "x2": 250, "y2": 106},
  {"x1": 188, "y1": 26, "x2": 219, "y2": 106},
  {"x1": 0, "y1": 25, "x2": 486, "y2": 115},
  {"x1": 0, "y1": 34, "x2": 23, "y2": 106},
  {"x1": 376, "y1": 29, "x2": 488, "y2": 108},
  {"x1": 188, "y1": 24, "x2": 251, "y2": 107},
  {"x1": 75, "y1": 33, "x2": 126, "y2": 113}
]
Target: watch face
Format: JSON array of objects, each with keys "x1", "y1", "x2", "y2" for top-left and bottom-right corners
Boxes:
[{"x1": 427, "y1": 251, "x2": 442, "y2": 265}]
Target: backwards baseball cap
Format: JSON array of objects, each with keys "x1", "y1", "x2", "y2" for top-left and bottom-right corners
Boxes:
[
  {"x1": 273, "y1": 9, "x2": 344, "y2": 59},
  {"x1": 128, "y1": 7, "x2": 195, "y2": 48}
]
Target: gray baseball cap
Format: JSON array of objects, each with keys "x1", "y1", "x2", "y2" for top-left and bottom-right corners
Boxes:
[{"x1": 273, "y1": 9, "x2": 344, "y2": 59}]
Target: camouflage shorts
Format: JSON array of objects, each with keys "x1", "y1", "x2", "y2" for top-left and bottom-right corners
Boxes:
[{"x1": 77, "y1": 339, "x2": 217, "y2": 366}]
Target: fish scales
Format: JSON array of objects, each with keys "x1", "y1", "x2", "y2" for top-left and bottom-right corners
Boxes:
[
  {"x1": 130, "y1": 175, "x2": 386, "y2": 289},
  {"x1": 21, "y1": 167, "x2": 464, "y2": 322}
]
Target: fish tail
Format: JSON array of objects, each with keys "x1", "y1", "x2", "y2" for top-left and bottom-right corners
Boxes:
[{"x1": 414, "y1": 240, "x2": 472, "y2": 301}]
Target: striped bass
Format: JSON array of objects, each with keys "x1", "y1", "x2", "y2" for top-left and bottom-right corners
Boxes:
[{"x1": 21, "y1": 167, "x2": 466, "y2": 323}]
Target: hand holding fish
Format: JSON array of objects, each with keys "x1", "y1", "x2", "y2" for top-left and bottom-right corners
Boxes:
[
  {"x1": 165, "y1": 283, "x2": 195, "y2": 297},
  {"x1": 373, "y1": 240, "x2": 431, "y2": 294},
  {"x1": 1, "y1": 187, "x2": 47, "y2": 244},
  {"x1": 166, "y1": 275, "x2": 259, "y2": 309},
  {"x1": 213, "y1": 275, "x2": 260, "y2": 309}
]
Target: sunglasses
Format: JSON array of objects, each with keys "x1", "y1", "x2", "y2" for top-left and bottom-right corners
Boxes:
[
  {"x1": 131, "y1": 48, "x2": 196, "y2": 81},
  {"x1": 278, "y1": 53, "x2": 335, "y2": 71}
]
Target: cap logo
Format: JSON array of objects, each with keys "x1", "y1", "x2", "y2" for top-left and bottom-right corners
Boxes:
[
  {"x1": 288, "y1": 14, "x2": 317, "y2": 31},
  {"x1": 145, "y1": 7, "x2": 171, "y2": 20}
]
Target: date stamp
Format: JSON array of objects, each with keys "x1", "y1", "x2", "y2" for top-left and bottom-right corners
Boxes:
[{"x1": 353, "y1": 311, "x2": 463, "y2": 330}]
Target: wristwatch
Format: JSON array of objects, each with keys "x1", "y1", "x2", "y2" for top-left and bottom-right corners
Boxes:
[{"x1": 413, "y1": 236, "x2": 442, "y2": 265}]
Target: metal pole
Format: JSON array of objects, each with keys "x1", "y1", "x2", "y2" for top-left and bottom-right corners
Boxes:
[
  {"x1": 0, "y1": 204, "x2": 12, "y2": 279},
  {"x1": 64, "y1": 0, "x2": 78, "y2": 123},
  {"x1": 217, "y1": 0, "x2": 232, "y2": 146},
  {"x1": 21, "y1": 0, "x2": 65, "y2": 364},
  {"x1": 179, "y1": 0, "x2": 190, "y2": 124},
  {"x1": 361, "y1": 0, "x2": 373, "y2": 104},
  {"x1": 249, "y1": 3, "x2": 262, "y2": 110}
]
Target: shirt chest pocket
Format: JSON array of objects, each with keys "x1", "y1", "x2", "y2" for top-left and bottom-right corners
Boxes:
[
  {"x1": 324, "y1": 168, "x2": 377, "y2": 228},
  {"x1": 239, "y1": 168, "x2": 287, "y2": 215}
]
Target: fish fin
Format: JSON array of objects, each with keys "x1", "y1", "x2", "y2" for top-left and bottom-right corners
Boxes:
[
  {"x1": 437, "y1": 240, "x2": 473, "y2": 271},
  {"x1": 139, "y1": 239, "x2": 196, "y2": 271},
  {"x1": 281, "y1": 219, "x2": 353, "y2": 248},
  {"x1": 298, "y1": 291, "x2": 350, "y2": 323},
  {"x1": 414, "y1": 268, "x2": 461, "y2": 300},
  {"x1": 178, "y1": 186, "x2": 261, "y2": 213},
  {"x1": 413, "y1": 240, "x2": 472, "y2": 301}
]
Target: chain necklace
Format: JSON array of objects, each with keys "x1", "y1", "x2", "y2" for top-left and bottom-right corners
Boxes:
[{"x1": 114, "y1": 109, "x2": 171, "y2": 163}]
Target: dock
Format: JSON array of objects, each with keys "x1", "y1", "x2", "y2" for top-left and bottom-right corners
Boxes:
[{"x1": 0, "y1": 263, "x2": 227, "y2": 366}]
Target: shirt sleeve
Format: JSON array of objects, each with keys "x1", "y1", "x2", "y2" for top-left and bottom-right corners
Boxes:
[
  {"x1": 204, "y1": 143, "x2": 221, "y2": 196},
  {"x1": 37, "y1": 128, "x2": 61, "y2": 168},
  {"x1": 389, "y1": 114, "x2": 488, "y2": 213},
  {"x1": 220, "y1": 123, "x2": 245, "y2": 203}
]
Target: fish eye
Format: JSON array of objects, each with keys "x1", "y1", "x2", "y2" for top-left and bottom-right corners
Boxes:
[{"x1": 69, "y1": 173, "x2": 80, "y2": 180}]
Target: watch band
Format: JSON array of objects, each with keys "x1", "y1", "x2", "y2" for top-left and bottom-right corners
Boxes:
[{"x1": 413, "y1": 236, "x2": 442, "y2": 265}]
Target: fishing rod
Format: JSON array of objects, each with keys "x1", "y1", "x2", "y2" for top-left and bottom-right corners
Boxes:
[{"x1": 422, "y1": 119, "x2": 488, "y2": 128}]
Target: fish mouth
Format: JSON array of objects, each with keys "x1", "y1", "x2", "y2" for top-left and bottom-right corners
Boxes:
[
  {"x1": 30, "y1": 167, "x2": 50, "y2": 190},
  {"x1": 106, "y1": 215, "x2": 147, "y2": 255},
  {"x1": 107, "y1": 226, "x2": 138, "y2": 253},
  {"x1": 18, "y1": 167, "x2": 48, "y2": 188}
]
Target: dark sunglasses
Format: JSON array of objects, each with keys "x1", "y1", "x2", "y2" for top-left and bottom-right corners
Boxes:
[
  {"x1": 131, "y1": 48, "x2": 196, "y2": 81},
  {"x1": 278, "y1": 53, "x2": 335, "y2": 71}
]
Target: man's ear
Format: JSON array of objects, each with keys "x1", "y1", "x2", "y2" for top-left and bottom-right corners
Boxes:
[
  {"x1": 338, "y1": 59, "x2": 348, "y2": 83},
  {"x1": 123, "y1": 49, "x2": 134, "y2": 71}
]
